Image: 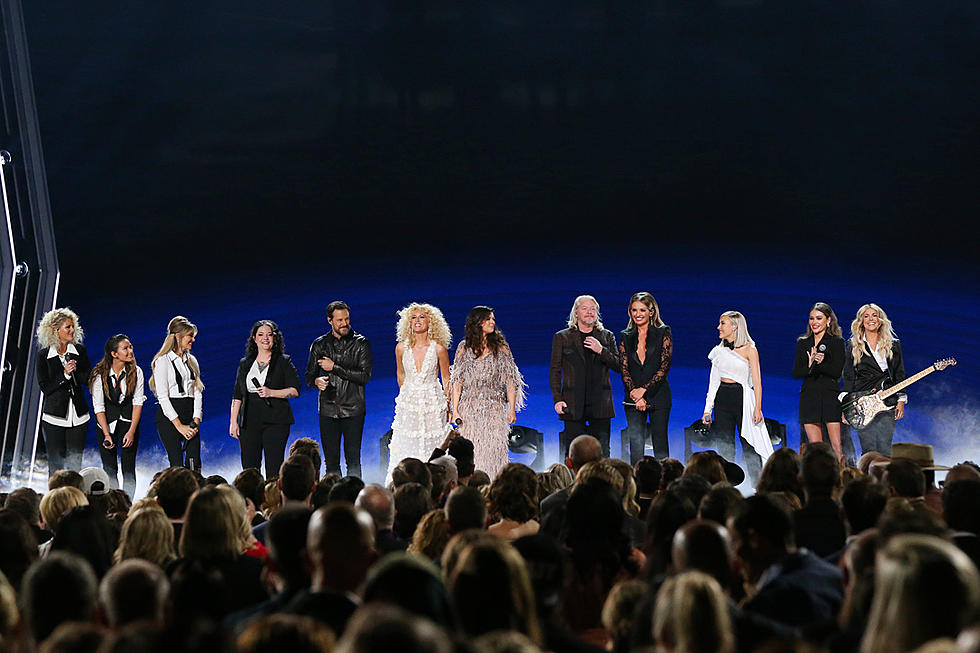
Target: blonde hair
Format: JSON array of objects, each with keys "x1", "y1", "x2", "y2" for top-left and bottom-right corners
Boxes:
[
  {"x1": 39, "y1": 486, "x2": 88, "y2": 532},
  {"x1": 215, "y1": 484, "x2": 252, "y2": 554},
  {"x1": 114, "y1": 507, "x2": 176, "y2": 566},
  {"x1": 567, "y1": 295, "x2": 604, "y2": 330},
  {"x1": 179, "y1": 486, "x2": 241, "y2": 560},
  {"x1": 653, "y1": 571, "x2": 735, "y2": 653},
  {"x1": 263, "y1": 480, "x2": 282, "y2": 518},
  {"x1": 36, "y1": 308, "x2": 84, "y2": 349},
  {"x1": 602, "y1": 580, "x2": 649, "y2": 645},
  {"x1": 720, "y1": 311, "x2": 754, "y2": 348},
  {"x1": 396, "y1": 303, "x2": 451, "y2": 349},
  {"x1": 861, "y1": 535, "x2": 980, "y2": 653},
  {"x1": 149, "y1": 316, "x2": 204, "y2": 393},
  {"x1": 850, "y1": 303, "x2": 897, "y2": 365}
]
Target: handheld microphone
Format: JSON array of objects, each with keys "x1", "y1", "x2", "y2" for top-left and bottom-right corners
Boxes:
[
  {"x1": 102, "y1": 431, "x2": 113, "y2": 448},
  {"x1": 809, "y1": 342, "x2": 827, "y2": 370},
  {"x1": 251, "y1": 377, "x2": 272, "y2": 408},
  {"x1": 454, "y1": 418, "x2": 463, "y2": 426}
]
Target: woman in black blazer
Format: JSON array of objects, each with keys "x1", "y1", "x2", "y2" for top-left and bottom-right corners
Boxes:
[
  {"x1": 618, "y1": 292, "x2": 672, "y2": 462},
  {"x1": 842, "y1": 303, "x2": 906, "y2": 456},
  {"x1": 792, "y1": 302, "x2": 846, "y2": 460},
  {"x1": 229, "y1": 320, "x2": 301, "y2": 478},
  {"x1": 35, "y1": 308, "x2": 92, "y2": 477}
]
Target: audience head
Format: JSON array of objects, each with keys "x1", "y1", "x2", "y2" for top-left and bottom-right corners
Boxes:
[
  {"x1": 468, "y1": 470, "x2": 491, "y2": 489},
  {"x1": 607, "y1": 458, "x2": 641, "y2": 517},
  {"x1": 310, "y1": 473, "x2": 340, "y2": 510},
  {"x1": 355, "y1": 484, "x2": 395, "y2": 532},
  {"x1": 214, "y1": 483, "x2": 252, "y2": 554},
  {"x1": 391, "y1": 458, "x2": 432, "y2": 490},
  {"x1": 407, "y1": 510, "x2": 451, "y2": 562},
  {"x1": 536, "y1": 467, "x2": 569, "y2": 502},
  {"x1": 306, "y1": 503, "x2": 375, "y2": 593},
  {"x1": 37, "y1": 622, "x2": 105, "y2": 653},
  {"x1": 266, "y1": 503, "x2": 313, "y2": 589},
  {"x1": 50, "y1": 505, "x2": 117, "y2": 579},
  {"x1": 671, "y1": 520, "x2": 733, "y2": 590},
  {"x1": 942, "y1": 479, "x2": 980, "y2": 534},
  {"x1": 233, "y1": 468, "x2": 266, "y2": 513},
  {"x1": 288, "y1": 438, "x2": 322, "y2": 480},
  {"x1": 444, "y1": 486, "x2": 488, "y2": 534},
  {"x1": 660, "y1": 458, "x2": 684, "y2": 489},
  {"x1": 40, "y1": 486, "x2": 88, "y2": 533},
  {"x1": 335, "y1": 603, "x2": 452, "y2": 653},
  {"x1": 574, "y1": 460, "x2": 623, "y2": 494},
  {"x1": 22, "y1": 552, "x2": 98, "y2": 643},
  {"x1": 429, "y1": 456, "x2": 459, "y2": 496},
  {"x1": 567, "y1": 435, "x2": 602, "y2": 472},
  {"x1": 363, "y1": 553, "x2": 456, "y2": 629},
  {"x1": 6, "y1": 487, "x2": 42, "y2": 527},
  {"x1": 328, "y1": 476, "x2": 366, "y2": 504},
  {"x1": 279, "y1": 455, "x2": 317, "y2": 503},
  {"x1": 756, "y1": 446, "x2": 804, "y2": 501},
  {"x1": 666, "y1": 474, "x2": 711, "y2": 512},
  {"x1": 862, "y1": 534, "x2": 980, "y2": 653},
  {"x1": 490, "y1": 463, "x2": 538, "y2": 524},
  {"x1": 0, "y1": 509, "x2": 38, "y2": 591},
  {"x1": 263, "y1": 479, "x2": 282, "y2": 516},
  {"x1": 946, "y1": 463, "x2": 980, "y2": 485},
  {"x1": 644, "y1": 489, "x2": 697, "y2": 577},
  {"x1": 447, "y1": 437, "x2": 475, "y2": 480},
  {"x1": 885, "y1": 459, "x2": 927, "y2": 499},
  {"x1": 684, "y1": 452, "x2": 727, "y2": 485},
  {"x1": 153, "y1": 467, "x2": 198, "y2": 519},
  {"x1": 601, "y1": 579, "x2": 648, "y2": 653},
  {"x1": 877, "y1": 505, "x2": 948, "y2": 545},
  {"x1": 393, "y1": 482, "x2": 433, "y2": 540},
  {"x1": 237, "y1": 615, "x2": 335, "y2": 653},
  {"x1": 729, "y1": 494, "x2": 794, "y2": 584},
  {"x1": 203, "y1": 474, "x2": 228, "y2": 487},
  {"x1": 99, "y1": 559, "x2": 169, "y2": 627},
  {"x1": 634, "y1": 456, "x2": 663, "y2": 496},
  {"x1": 426, "y1": 463, "x2": 448, "y2": 504},
  {"x1": 179, "y1": 486, "x2": 242, "y2": 559},
  {"x1": 48, "y1": 470, "x2": 84, "y2": 492},
  {"x1": 448, "y1": 538, "x2": 541, "y2": 644},
  {"x1": 841, "y1": 476, "x2": 889, "y2": 536},
  {"x1": 697, "y1": 483, "x2": 744, "y2": 527},
  {"x1": 801, "y1": 442, "x2": 841, "y2": 499},
  {"x1": 857, "y1": 451, "x2": 889, "y2": 476},
  {"x1": 567, "y1": 480, "x2": 630, "y2": 584},
  {"x1": 114, "y1": 507, "x2": 176, "y2": 567},
  {"x1": 653, "y1": 571, "x2": 735, "y2": 653}
]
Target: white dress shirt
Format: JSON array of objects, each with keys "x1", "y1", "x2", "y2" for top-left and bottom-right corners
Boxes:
[
  {"x1": 152, "y1": 351, "x2": 203, "y2": 421},
  {"x1": 868, "y1": 342, "x2": 907, "y2": 404},
  {"x1": 246, "y1": 359, "x2": 270, "y2": 393},
  {"x1": 41, "y1": 344, "x2": 90, "y2": 428},
  {"x1": 91, "y1": 366, "x2": 146, "y2": 432}
]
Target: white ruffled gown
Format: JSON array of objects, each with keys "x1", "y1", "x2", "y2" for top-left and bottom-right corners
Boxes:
[{"x1": 388, "y1": 341, "x2": 448, "y2": 479}]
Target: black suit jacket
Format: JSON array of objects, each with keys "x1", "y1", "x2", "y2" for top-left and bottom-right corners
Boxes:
[
  {"x1": 792, "y1": 334, "x2": 845, "y2": 392},
  {"x1": 549, "y1": 326, "x2": 620, "y2": 420},
  {"x1": 793, "y1": 497, "x2": 846, "y2": 558},
  {"x1": 233, "y1": 353, "x2": 301, "y2": 427},
  {"x1": 743, "y1": 550, "x2": 844, "y2": 629},
  {"x1": 842, "y1": 340, "x2": 906, "y2": 398},
  {"x1": 36, "y1": 343, "x2": 92, "y2": 419}
]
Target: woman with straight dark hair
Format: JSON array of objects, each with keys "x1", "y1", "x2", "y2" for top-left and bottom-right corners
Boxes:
[
  {"x1": 149, "y1": 316, "x2": 204, "y2": 471},
  {"x1": 450, "y1": 306, "x2": 526, "y2": 479},
  {"x1": 229, "y1": 320, "x2": 301, "y2": 478},
  {"x1": 619, "y1": 292, "x2": 672, "y2": 462},
  {"x1": 89, "y1": 334, "x2": 145, "y2": 498},
  {"x1": 792, "y1": 302, "x2": 846, "y2": 460},
  {"x1": 35, "y1": 308, "x2": 92, "y2": 477}
]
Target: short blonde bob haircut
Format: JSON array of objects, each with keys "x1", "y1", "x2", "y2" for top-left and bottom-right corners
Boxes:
[
  {"x1": 719, "y1": 311, "x2": 755, "y2": 348},
  {"x1": 39, "y1": 486, "x2": 88, "y2": 533}
]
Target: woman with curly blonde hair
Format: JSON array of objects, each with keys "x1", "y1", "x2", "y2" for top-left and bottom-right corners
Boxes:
[
  {"x1": 843, "y1": 303, "x2": 907, "y2": 456},
  {"x1": 35, "y1": 308, "x2": 92, "y2": 477},
  {"x1": 387, "y1": 303, "x2": 451, "y2": 480}
]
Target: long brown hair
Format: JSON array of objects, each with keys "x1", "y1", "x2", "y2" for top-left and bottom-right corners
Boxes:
[
  {"x1": 89, "y1": 334, "x2": 139, "y2": 400},
  {"x1": 800, "y1": 302, "x2": 842, "y2": 339},
  {"x1": 463, "y1": 306, "x2": 509, "y2": 358},
  {"x1": 625, "y1": 292, "x2": 665, "y2": 330}
]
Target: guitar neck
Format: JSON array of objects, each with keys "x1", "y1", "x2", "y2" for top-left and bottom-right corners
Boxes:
[{"x1": 878, "y1": 365, "x2": 936, "y2": 400}]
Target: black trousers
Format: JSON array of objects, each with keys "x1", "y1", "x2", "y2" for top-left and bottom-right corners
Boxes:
[
  {"x1": 624, "y1": 399, "x2": 671, "y2": 463},
  {"x1": 42, "y1": 422, "x2": 87, "y2": 478},
  {"x1": 560, "y1": 417, "x2": 611, "y2": 459},
  {"x1": 156, "y1": 400, "x2": 201, "y2": 471},
  {"x1": 712, "y1": 383, "x2": 763, "y2": 485},
  {"x1": 320, "y1": 413, "x2": 365, "y2": 478},
  {"x1": 240, "y1": 419, "x2": 290, "y2": 479},
  {"x1": 99, "y1": 422, "x2": 139, "y2": 498}
]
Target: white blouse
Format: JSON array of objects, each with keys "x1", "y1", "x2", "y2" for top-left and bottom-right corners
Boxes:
[
  {"x1": 91, "y1": 366, "x2": 146, "y2": 432},
  {"x1": 245, "y1": 359, "x2": 270, "y2": 393},
  {"x1": 152, "y1": 351, "x2": 203, "y2": 421}
]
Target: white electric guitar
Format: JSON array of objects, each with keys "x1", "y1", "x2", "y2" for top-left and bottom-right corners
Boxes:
[{"x1": 841, "y1": 357, "x2": 956, "y2": 430}]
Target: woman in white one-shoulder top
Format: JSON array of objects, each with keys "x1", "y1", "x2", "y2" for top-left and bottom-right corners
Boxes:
[{"x1": 702, "y1": 311, "x2": 773, "y2": 485}]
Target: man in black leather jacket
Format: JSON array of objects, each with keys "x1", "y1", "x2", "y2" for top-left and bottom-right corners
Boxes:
[{"x1": 305, "y1": 301, "x2": 373, "y2": 478}]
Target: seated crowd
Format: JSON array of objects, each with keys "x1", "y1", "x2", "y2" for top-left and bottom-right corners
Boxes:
[{"x1": 1, "y1": 433, "x2": 980, "y2": 653}]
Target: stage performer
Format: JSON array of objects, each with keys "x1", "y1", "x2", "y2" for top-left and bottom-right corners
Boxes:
[
  {"x1": 89, "y1": 334, "x2": 145, "y2": 497},
  {"x1": 149, "y1": 316, "x2": 204, "y2": 471},
  {"x1": 792, "y1": 302, "x2": 846, "y2": 460},
  {"x1": 35, "y1": 307, "x2": 92, "y2": 478},
  {"x1": 550, "y1": 294, "x2": 621, "y2": 458},
  {"x1": 450, "y1": 306, "x2": 527, "y2": 478},
  {"x1": 388, "y1": 302, "x2": 451, "y2": 480},
  {"x1": 702, "y1": 311, "x2": 772, "y2": 485},
  {"x1": 230, "y1": 320, "x2": 301, "y2": 478},
  {"x1": 619, "y1": 292, "x2": 672, "y2": 462},
  {"x1": 305, "y1": 301, "x2": 372, "y2": 478},
  {"x1": 841, "y1": 303, "x2": 906, "y2": 456}
]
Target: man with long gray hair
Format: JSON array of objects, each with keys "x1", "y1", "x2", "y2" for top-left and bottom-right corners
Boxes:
[{"x1": 550, "y1": 295, "x2": 620, "y2": 457}]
